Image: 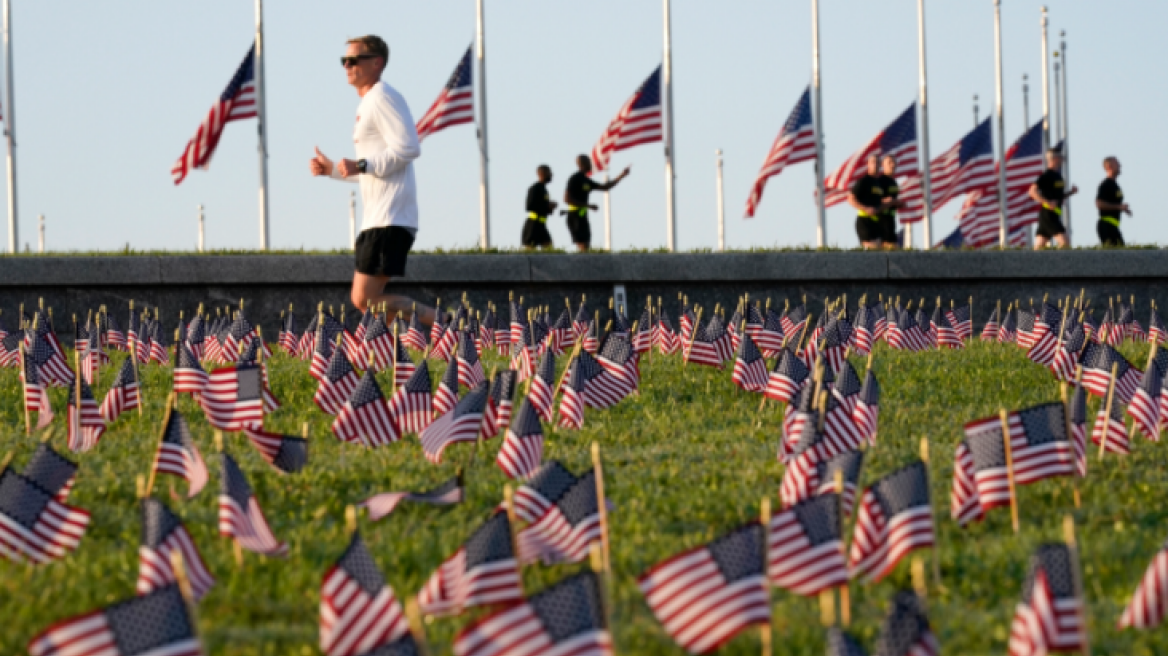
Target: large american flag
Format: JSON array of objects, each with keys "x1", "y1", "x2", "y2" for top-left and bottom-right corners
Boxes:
[
  {"x1": 767, "y1": 493, "x2": 848, "y2": 597},
  {"x1": 417, "y1": 511, "x2": 524, "y2": 618},
  {"x1": 823, "y1": 103, "x2": 919, "y2": 207},
  {"x1": 320, "y1": 531, "x2": 414, "y2": 656},
  {"x1": 956, "y1": 121, "x2": 1048, "y2": 248},
  {"x1": 638, "y1": 523, "x2": 770, "y2": 655},
  {"x1": 1007, "y1": 544, "x2": 1086, "y2": 656},
  {"x1": 151, "y1": 409, "x2": 208, "y2": 499},
  {"x1": 848, "y1": 461, "x2": 934, "y2": 582},
  {"x1": 172, "y1": 44, "x2": 257, "y2": 185},
  {"x1": 361, "y1": 475, "x2": 464, "y2": 522},
  {"x1": 218, "y1": 452, "x2": 287, "y2": 557},
  {"x1": 745, "y1": 87, "x2": 816, "y2": 218},
  {"x1": 453, "y1": 571, "x2": 611, "y2": 656},
  {"x1": 898, "y1": 118, "x2": 994, "y2": 226},
  {"x1": 0, "y1": 468, "x2": 90, "y2": 564},
  {"x1": 138, "y1": 497, "x2": 215, "y2": 601},
  {"x1": 28, "y1": 586, "x2": 202, "y2": 656},
  {"x1": 416, "y1": 46, "x2": 474, "y2": 142},
  {"x1": 591, "y1": 66, "x2": 662, "y2": 171}
]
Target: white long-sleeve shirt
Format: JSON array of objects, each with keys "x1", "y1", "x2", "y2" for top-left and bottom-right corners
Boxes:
[{"x1": 331, "y1": 80, "x2": 421, "y2": 233}]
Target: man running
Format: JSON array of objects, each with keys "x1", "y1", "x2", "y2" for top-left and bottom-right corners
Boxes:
[
  {"x1": 1095, "y1": 156, "x2": 1131, "y2": 247},
  {"x1": 521, "y1": 165, "x2": 557, "y2": 249},
  {"x1": 310, "y1": 35, "x2": 435, "y2": 324},
  {"x1": 849, "y1": 155, "x2": 885, "y2": 250},
  {"x1": 562, "y1": 155, "x2": 630, "y2": 252},
  {"x1": 876, "y1": 155, "x2": 904, "y2": 250},
  {"x1": 1028, "y1": 148, "x2": 1078, "y2": 249}
]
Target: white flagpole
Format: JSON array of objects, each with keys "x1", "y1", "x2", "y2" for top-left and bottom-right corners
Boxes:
[
  {"x1": 811, "y1": 0, "x2": 827, "y2": 248},
  {"x1": 254, "y1": 0, "x2": 270, "y2": 250},
  {"x1": 993, "y1": 0, "x2": 1007, "y2": 248},
  {"x1": 1040, "y1": 7, "x2": 1051, "y2": 150},
  {"x1": 475, "y1": 0, "x2": 491, "y2": 250},
  {"x1": 662, "y1": 0, "x2": 677, "y2": 252},
  {"x1": 197, "y1": 205, "x2": 205, "y2": 252},
  {"x1": 1022, "y1": 74, "x2": 1029, "y2": 129},
  {"x1": 716, "y1": 149, "x2": 725, "y2": 252},
  {"x1": 1059, "y1": 30, "x2": 1071, "y2": 243},
  {"x1": 603, "y1": 173, "x2": 612, "y2": 250},
  {"x1": 3, "y1": 0, "x2": 15, "y2": 254},
  {"x1": 916, "y1": 0, "x2": 932, "y2": 249}
]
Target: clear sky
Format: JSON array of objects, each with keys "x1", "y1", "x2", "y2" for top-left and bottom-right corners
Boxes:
[{"x1": 6, "y1": 0, "x2": 1165, "y2": 252}]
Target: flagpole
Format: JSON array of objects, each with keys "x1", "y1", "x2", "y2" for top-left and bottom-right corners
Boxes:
[
  {"x1": 662, "y1": 0, "x2": 677, "y2": 252},
  {"x1": 1022, "y1": 75, "x2": 1029, "y2": 130},
  {"x1": 993, "y1": 0, "x2": 1007, "y2": 248},
  {"x1": 1040, "y1": 7, "x2": 1051, "y2": 150},
  {"x1": 715, "y1": 149, "x2": 725, "y2": 252},
  {"x1": 3, "y1": 0, "x2": 15, "y2": 254},
  {"x1": 1059, "y1": 30, "x2": 1071, "y2": 244},
  {"x1": 916, "y1": 0, "x2": 932, "y2": 249},
  {"x1": 254, "y1": 0, "x2": 270, "y2": 250},
  {"x1": 603, "y1": 173, "x2": 612, "y2": 250},
  {"x1": 197, "y1": 204, "x2": 205, "y2": 252},
  {"x1": 811, "y1": 0, "x2": 827, "y2": 248},
  {"x1": 348, "y1": 191, "x2": 356, "y2": 246},
  {"x1": 475, "y1": 0, "x2": 491, "y2": 250}
]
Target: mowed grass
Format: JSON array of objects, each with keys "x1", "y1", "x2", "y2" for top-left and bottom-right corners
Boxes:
[{"x1": 2, "y1": 336, "x2": 1168, "y2": 655}]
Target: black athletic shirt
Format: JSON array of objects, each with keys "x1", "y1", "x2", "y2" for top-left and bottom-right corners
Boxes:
[
  {"x1": 564, "y1": 171, "x2": 600, "y2": 210},
  {"x1": 1096, "y1": 178, "x2": 1124, "y2": 221},
  {"x1": 526, "y1": 182, "x2": 554, "y2": 219},
  {"x1": 1035, "y1": 169, "x2": 1066, "y2": 206},
  {"x1": 877, "y1": 174, "x2": 899, "y2": 218},
  {"x1": 850, "y1": 174, "x2": 884, "y2": 215}
]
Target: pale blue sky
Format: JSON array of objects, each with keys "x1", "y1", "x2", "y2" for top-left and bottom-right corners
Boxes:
[{"x1": 7, "y1": 1, "x2": 1165, "y2": 252}]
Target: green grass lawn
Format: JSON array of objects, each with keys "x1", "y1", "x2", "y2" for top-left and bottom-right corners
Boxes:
[{"x1": 2, "y1": 337, "x2": 1166, "y2": 655}]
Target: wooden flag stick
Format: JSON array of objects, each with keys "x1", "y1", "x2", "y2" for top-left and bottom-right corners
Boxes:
[
  {"x1": 760, "y1": 496, "x2": 773, "y2": 656},
  {"x1": 1098, "y1": 362, "x2": 1120, "y2": 460},
  {"x1": 912, "y1": 556, "x2": 928, "y2": 604},
  {"x1": 1063, "y1": 514, "x2": 1092, "y2": 656},
  {"x1": 592, "y1": 442, "x2": 611, "y2": 575},
  {"x1": 145, "y1": 393, "x2": 176, "y2": 497},
  {"x1": 503, "y1": 484, "x2": 524, "y2": 587},
  {"x1": 1130, "y1": 339, "x2": 1162, "y2": 443},
  {"x1": 73, "y1": 349, "x2": 82, "y2": 442},
  {"x1": 19, "y1": 342, "x2": 30, "y2": 434},
  {"x1": 0, "y1": 451, "x2": 14, "y2": 472},
  {"x1": 999, "y1": 409, "x2": 1020, "y2": 533},
  {"x1": 405, "y1": 599, "x2": 430, "y2": 656},
  {"x1": 818, "y1": 588, "x2": 836, "y2": 627},
  {"x1": 344, "y1": 505, "x2": 358, "y2": 536},
  {"x1": 683, "y1": 307, "x2": 704, "y2": 367},
  {"x1": 169, "y1": 550, "x2": 199, "y2": 630},
  {"x1": 589, "y1": 543, "x2": 616, "y2": 656},
  {"x1": 834, "y1": 470, "x2": 850, "y2": 627},
  {"x1": 920, "y1": 438, "x2": 943, "y2": 587},
  {"x1": 1060, "y1": 376, "x2": 1083, "y2": 509},
  {"x1": 129, "y1": 332, "x2": 143, "y2": 416}
]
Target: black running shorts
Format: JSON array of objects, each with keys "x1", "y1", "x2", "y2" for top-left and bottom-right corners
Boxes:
[
  {"x1": 354, "y1": 226, "x2": 415, "y2": 277},
  {"x1": 567, "y1": 214, "x2": 592, "y2": 246}
]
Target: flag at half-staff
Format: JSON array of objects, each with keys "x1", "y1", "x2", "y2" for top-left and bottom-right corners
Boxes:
[
  {"x1": 415, "y1": 45, "x2": 474, "y2": 142},
  {"x1": 20, "y1": 443, "x2": 78, "y2": 502},
  {"x1": 314, "y1": 343, "x2": 360, "y2": 416},
  {"x1": 421, "y1": 380, "x2": 489, "y2": 464},
  {"x1": 454, "y1": 571, "x2": 611, "y2": 656},
  {"x1": 151, "y1": 409, "x2": 208, "y2": 499},
  {"x1": 955, "y1": 121, "x2": 1047, "y2": 248},
  {"x1": 953, "y1": 403, "x2": 1080, "y2": 527},
  {"x1": 591, "y1": 65, "x2": 662, "y2": 171},
  {"x1": 1119, "y1": 536, "x2": 1168, "y2": 630},
  {"x1": 638, "y1": 522, "x2": 770, "y2": 655},
  {"x1": 897, "y1": 117, "x2": 994, "y2": 227},
  {"x1": 513, "y1": 462, "x2": 603, "y2": 565},
  {"x1": 67, "y1": 376, "x2": 106, "y2": 453},
  {"x1": 1007, "y1": 543, "x2": 1087, "y2": 656},
  {"x1": 321, "y1": 530, "x2": 418, "y2": 656},
  {"x1": 744, "y1": 87, "x2": 816, "y2": 218},
  {"x1": 417, "y1": 511, "x2": 524, "y2": 617},
  {"x1": 219, "y1": 451, "x2": 287, "y2": 556},
  {"x1": 388, "y1": 360, "x2": 434, "y2": 435},
  {"x1": 171, "y1": 43, "x2": 257, "y2": 184},
  {"x1": 361, "y1": 474, "x2": 464, "y2": 522},
  {"x1": 496, "y1": 398, "x2": 545, "y2": 480},
  {"x1": 242, "y1": 427, "x2": 308, "y2": 475},
  {"x1": 0, "y1": 467, "x2": 90, "y2": 564},
  {"x1": 823, "y1": 103, "x2": 919, "y2": 207},
  {"x1": 480, "y1": 369, "x2": 517, "y2": 439},
  {"x1": 768, "y1": 493, "x2": 849, "y2": 597},
  {"x1": 27, "y1": 586, "x2": 202, "y2": 656},
  {"x1": 875, "y1": 591, "x2": 940, "y2": 656},
  {"x1": 332, "y1": 369, "x2": 400, "y2": 448},
  {"x1": 849, "y1": 461, "x2": 934, "y2": 582},
  {"x1": 138, "y1": 497, "x2": 215, "y2": 600}
]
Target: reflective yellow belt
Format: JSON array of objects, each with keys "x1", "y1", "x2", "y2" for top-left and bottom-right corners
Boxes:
[
  {"x1": 1042, "y1": 203, "x2": 1063, "y2": 215},
  {"x1": 566, "y1": 205, "x2": 587, "y2": 217},
  {"x1": 857, "y1": 211, "x2": 880, "y2": 221},
  {"x1": 527, "y1": 212, "x2": 547, "y2": 224},
  {"x1": 1100, "y1": 216, "x2": 1120, "y2": 227}
]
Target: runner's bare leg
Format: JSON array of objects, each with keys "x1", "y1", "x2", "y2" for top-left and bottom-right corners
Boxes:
[{"x1": 351, "y1": 271, "x2": 436, "y2": 325}]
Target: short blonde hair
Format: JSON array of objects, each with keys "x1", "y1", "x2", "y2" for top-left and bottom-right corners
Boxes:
[{"x1": 347, "y1": 35, "x2": 389, "y2": 67}]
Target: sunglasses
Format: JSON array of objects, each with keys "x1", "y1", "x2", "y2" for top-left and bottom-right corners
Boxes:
[{"x1": 341, "y1": 55, "x2": 378, "y2": 68}]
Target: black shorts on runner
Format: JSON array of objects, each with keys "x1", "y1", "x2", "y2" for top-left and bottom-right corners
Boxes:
[
  {"x1": 567, "y1": 214, "x2": 592, "y2": 246},
  {"x1": 354, "y1": 226, "x2": 415, "y2": 277},
  {"x1": 1097, "y1": 220, "x2": 1125, "y2": 247},
  {"x1": 879, "y1": 214, "x2": 898, "y2": 245},
  {"x1": 856, "y1": 216, "x2": 882, "y2": 244},
  {"x1": 1036, "y1": 208, "x2": 1066, "y2": 240},
  {"x1": 521, "y1": 219, "x2": 553, "y2": 248}
]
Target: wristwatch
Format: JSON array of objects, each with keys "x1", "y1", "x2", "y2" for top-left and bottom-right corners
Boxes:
[{"x1": 357, "y1": 159, "x2": 368, "y2": 174}]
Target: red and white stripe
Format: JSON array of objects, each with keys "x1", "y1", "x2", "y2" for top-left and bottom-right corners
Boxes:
[
  {"x1": 768, "y1": 506, "x2": 848, "y2": 597},
  {"x1": 1119, "y1": 541, "x2": 1168, "y2": 630},
  {"x1": 496, "y1": 427, "x2": 544, "y2": 481},
  {"x1": 138, "y1": 530, "x2": 215, "y2": 601},
  {"x1": 516, "y1": 509, "x2": 601, "y2": 566},
  {"x1": 218, "y1": 494, "x2": 287, "y2": 557},
  {"x1": 416, "y1": 548, "x2": 523, "y2": 618},
  {"x1": 848, "y1": 494, "x2": 934, "y2": 583},
  {"x1": 320, "y1": 565, "x2": 409, "y2": 656}
]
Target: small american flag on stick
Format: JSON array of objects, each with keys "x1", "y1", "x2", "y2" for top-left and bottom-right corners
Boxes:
[
  {"x1": 28, "y1": 586, "x2": 202, "y2": 656},
  {"x1": 320, "y1": 530, "x2": 416, "y2": 656},
  {"x1": 768, "y1": 493, "x2": 849, "y2": 597},
  {"x1": 218, "y1": 452, "x2": 287, "y2": 557},
  {"x1": 416, "y1": 511, "x2": 523, "y2": 618},
  {"x1": 361, "y1": 475, "x2": 464, "y2": 522},
  {"x1": 151, "y1": 409, "x2": 208, "y2": 499},
  {"x1": 20, "y1": 443, "x2": 78, "y2": 503},
  {"x1": 138, "y1": 497, "x2": 215, "y2": 601},
  {"x1": 848, "y1": 461, "x2": 934, "y2": 582}
]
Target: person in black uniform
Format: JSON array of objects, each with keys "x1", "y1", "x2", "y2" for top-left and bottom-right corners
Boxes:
[
  {"x1": 562, "y1": 155, "x2": 630, "y2": 252},
  {"x1": 848, "y1": 155, "x2": 885, "y2": 250},
  {"x1": 1028, "y1": 149, "x2": 1078, "y2": 249},
  {"x1": 1095, "y1": 156, "x2": 1131, "y2": 247},
  {"x1": 521, "y1": 165, "x2": 557, "y2": 249},
  {"x1": 877, "y1": 155, "x2": 904, "y2": 250}
]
